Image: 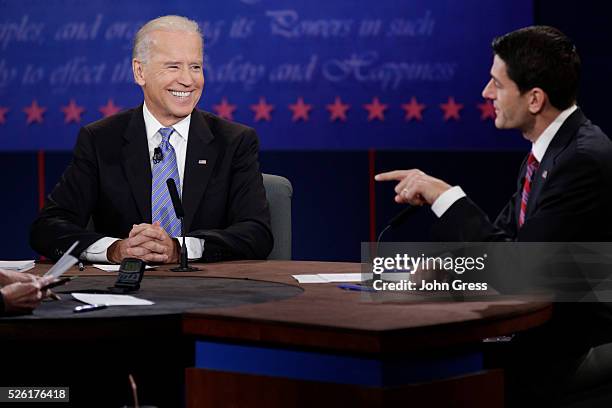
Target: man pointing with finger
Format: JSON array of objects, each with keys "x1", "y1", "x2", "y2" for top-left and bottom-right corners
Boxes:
[
  {"x1": 30, "y1": 15, "x2": 272, "y2": 264},
  {"x1": 377, "y1": 26, "x2": 612, "y2": 406},
  {"x1": 377, "y1": 26, "x2": 612, "y2": 243}
]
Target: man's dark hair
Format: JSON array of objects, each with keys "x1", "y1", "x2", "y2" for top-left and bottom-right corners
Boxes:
[{"x1": 492, "y1": 26, "x2": 580, "y2": 110}]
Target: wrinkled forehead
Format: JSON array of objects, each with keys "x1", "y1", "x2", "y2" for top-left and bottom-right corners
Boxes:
[{"x1": 148, "y1": 30, "x2": 203, "y2": 59}]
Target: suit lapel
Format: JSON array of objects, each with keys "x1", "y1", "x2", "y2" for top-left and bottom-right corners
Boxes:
[
  {"x1": 182, "y1": 110, "x2": 217, "y2": 232},
  {"x1": 526, "y1": 108, "x2": 587, "y2": 218},
  {"x1": 121, "y1": 105, "x2": 152, "y2": 223}
]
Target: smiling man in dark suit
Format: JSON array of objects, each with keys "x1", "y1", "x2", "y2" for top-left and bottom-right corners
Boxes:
[
  {"x1": 376, "y1": 26, "x2": 612, "y2": 405},
  {"x1": 30, "y1": 15, "x2": 272, "y2": 264}
]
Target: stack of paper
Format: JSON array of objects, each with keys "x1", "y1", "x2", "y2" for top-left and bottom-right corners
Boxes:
[{"x1": 0, "y1": 260, "x2": 35, "y2": 273}]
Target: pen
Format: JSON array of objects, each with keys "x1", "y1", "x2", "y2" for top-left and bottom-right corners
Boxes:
[
  {"x1": 73, "y1": 304, "x2": 108, "y2": 313},
  {"x1": 337, "y1": 284, "x2": 376, "y2": 292},
  {"x1": 48, "y1": 292, "x2": 62, "y2": 301}
]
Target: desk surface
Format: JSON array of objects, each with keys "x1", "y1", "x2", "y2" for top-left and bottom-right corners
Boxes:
[{"x1": 2, "y1": 260, "x2": 552, "y2": 354}]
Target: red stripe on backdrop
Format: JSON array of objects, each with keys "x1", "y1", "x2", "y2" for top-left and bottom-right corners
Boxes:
[
  {"x1": 37, "y1": 150, "x2": 46, "y2": 260},
  {"x1": 368, "y1": 149, "x2": 376, "y2": 242},
  {"x1": 37, "y1": 150, "x2": 45, "y2": 210}
]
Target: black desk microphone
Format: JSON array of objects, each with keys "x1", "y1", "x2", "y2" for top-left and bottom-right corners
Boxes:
[
  {"x1": 369, "y1": 204, "x2": 421, "y2": 285},
  {"x1": 377, "y1": 205, "x2": 421, "y2": 243},
  {"x1": 166, "y1": 178, "x2": 199, "y2": 272},
  {"x1": 374, "y1": 205, "x2": 421, "y2": 257}
]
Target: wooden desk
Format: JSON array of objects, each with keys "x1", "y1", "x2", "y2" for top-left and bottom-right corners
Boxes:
[{"x1": 0, "y1": 261, "x2": 551, "y2": 407}]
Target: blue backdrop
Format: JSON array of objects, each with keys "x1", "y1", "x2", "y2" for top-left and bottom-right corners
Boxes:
[
  {"x1": 1, "y1": 0, "x2": 531, "y2": 151},
  {"x1": 0, "y1": 1, "x2": 609, "y2": 261}
]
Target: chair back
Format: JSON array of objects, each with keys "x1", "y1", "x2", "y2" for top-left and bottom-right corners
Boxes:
[{"x1": 262, "y1": 173, "x2": 293, "y2": 260}]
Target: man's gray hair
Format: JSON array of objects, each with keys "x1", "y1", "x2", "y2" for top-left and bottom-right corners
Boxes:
[{"x1": 133, "y1": 15, "x2": 202, "y2": 63}]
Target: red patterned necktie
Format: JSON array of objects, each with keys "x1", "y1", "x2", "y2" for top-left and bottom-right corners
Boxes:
[{"x1": 519, "y1": 152, "x2": 539, "y2": 228}]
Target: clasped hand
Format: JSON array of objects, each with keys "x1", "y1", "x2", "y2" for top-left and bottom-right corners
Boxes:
[{"x1": 107, "y1": 221, "x2": 179, "y2": 264}]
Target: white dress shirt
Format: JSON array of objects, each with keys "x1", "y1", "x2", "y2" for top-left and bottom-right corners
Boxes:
[
  {"x1": 431, "y1": 105, "x2": 578, "y2": 218},
  {"x1": 81, "y1": 102, "x2": 205, "y2": 262}
]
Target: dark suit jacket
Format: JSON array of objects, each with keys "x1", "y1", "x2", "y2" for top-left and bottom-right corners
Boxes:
[
  {"x1": 432, "y1": 108, "x2": 612, "y2": 242},
  {"x1": 431, "y1": 108, "x2": 612, "y2": 348},
  {"x1": 30, "y1": 106, "x2": 273, "y2": 262}
]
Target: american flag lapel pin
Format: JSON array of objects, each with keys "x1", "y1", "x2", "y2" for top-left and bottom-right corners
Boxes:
[
  {"x1": 198, "y1": 159, "x2": 207, "y2": 165},
  {"x1": 542, "y1": 170, "x2": 548, "y2": 179}
]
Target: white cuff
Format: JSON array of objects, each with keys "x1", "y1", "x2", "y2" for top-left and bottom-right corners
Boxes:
[
  {"x1": 431, "y1": 186, "x2": 466, "y2": 218},
  {"x1": 180, "y1": 237, "x2": 205, "y2": 260},
  {"x1": 80, "y1": 237, "x2": 120, "y2": 263}
]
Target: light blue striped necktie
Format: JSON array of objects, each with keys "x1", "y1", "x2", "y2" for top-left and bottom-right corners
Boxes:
[{"x1": 151, "y1": 127, "x2": 182, "y2": 237}]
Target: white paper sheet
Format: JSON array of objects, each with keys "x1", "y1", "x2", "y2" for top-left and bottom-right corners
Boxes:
[
  {"x1": 317, "y1": 273, "x2": 366, "y2": 282},
  {"x1": 0, "y1": 260, "x2": 35, "y2": 272},
  {"x1": 72, "y1": 293, "x2": 154, "y2": 306},
  {"x1": 92, "y1": 264, "x2": 156, "y2": 272},
  {"x1": 44, "y1": 241, "x2": 79, "y2": 278},
  {"x1": 292, "y1": 273, "x2": 369, "y2": 283},
  {"x1": 292, "y1": 274, "x2": 329, "y2": 283}
]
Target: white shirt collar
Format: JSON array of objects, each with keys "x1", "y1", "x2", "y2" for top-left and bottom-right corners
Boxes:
[
  {"x1": 531, "y1": 105, "x2": 578, "y2": 162},
  {"x1": 142, "y1": 102, "x2": 191, "y2": 143}
]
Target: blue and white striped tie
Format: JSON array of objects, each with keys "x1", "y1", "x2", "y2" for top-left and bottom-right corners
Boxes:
[{"x1": 151, "y1": 127, "x2": 182, "y2": 237}]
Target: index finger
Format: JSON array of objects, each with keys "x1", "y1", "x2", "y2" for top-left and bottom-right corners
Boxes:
[
  {"x1": 23, "y1": 280, "x2": 42, "y2": 291},
  {"x1": 38, "y1": 275, "x2": 56, "y2": 286},
  {"x1": 374, "y1": 170, "x2": 411, "y2": 181},
  {"x1": 17, "y1": 273, "x2": 38, "y2": 283}
]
